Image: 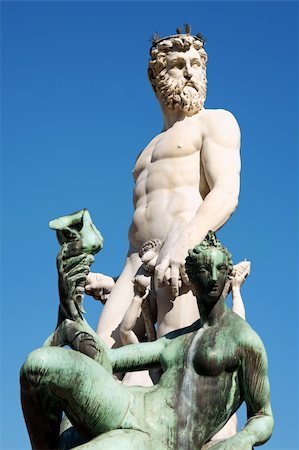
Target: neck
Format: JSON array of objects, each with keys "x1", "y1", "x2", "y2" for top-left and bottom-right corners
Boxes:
[
  {"x1": 197, "y1": 297, "x2": 227, "y2": 327},
  {"x1": 160, "y1": 102, "x2": 202, "y2": 130},
  {"x1": 162, "y1": 107, "x2": 189, "y2": 130}
]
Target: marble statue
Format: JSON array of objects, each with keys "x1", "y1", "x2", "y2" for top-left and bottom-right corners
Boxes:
[
  {"x1": 20, "y1": 224, "x2": 273, "y2": 449},
  {"x1": 85, "y1": 28, "x2": 241, "y2": 352},
  {"x1": 84, "y1": 27, "x2": 243, "y2": 439}
]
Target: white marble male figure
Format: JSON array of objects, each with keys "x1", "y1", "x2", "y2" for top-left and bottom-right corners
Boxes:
[{"x1": 86, "y1": 32, "x2": 241, "y2": 349}]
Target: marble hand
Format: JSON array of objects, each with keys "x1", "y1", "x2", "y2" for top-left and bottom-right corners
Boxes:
[
  {"x1": 133, "y1": 274, "x2": 151, "y2": 300},
  {"x1": 139, "y1": 239, "x2": 162, "y2": 273},
  {"x1": 85, "y1": 272, "x2": 115, "y2": 304},
  {"x1": 140, "y1": 249, "x2": 159, "y2": 273},
  {"x1": 120, "y1": 275, "x2": 151, "y2": 346},
  {"x1": 155, "y1": 244, "x2": 189, "y2": 297},
  {"x1": 230, "y1": 261, "x2": 251, "y2": 289}
]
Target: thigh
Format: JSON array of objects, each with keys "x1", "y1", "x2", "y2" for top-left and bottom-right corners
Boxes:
[
  {"x1": 156, "y1": 288, "x2": 199, "y2": 337},
  {"x1": 96, "y1": 253, "x2": 142, "y2": 347},
  {"x1": 23, "y1": 347, "x2": 132, "y2": 439}
]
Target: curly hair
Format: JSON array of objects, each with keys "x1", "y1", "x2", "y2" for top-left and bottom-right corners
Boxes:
[
  {"x1": 185, "y1": 231, "x2": 233, "y2": 282},
  {"x1": 148, "y1": 34, "x2": 208, "y2": 95}
]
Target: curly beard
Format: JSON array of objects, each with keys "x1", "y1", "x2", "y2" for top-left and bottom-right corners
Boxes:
[{"x1": 156, "y1": 70, "x2": 207, "y2": 114}]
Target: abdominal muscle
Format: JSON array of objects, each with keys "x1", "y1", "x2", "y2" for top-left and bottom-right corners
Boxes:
[
  {"x1": 129, "y1": 189, "x2": 202, "y2": 249},
  {"x1": 129, "y1": 156, "x2": 203, "y2": 249}
]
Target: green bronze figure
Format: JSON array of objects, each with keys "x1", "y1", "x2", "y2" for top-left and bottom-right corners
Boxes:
[{"x1": 20, "y1": 210, "x2": 273, "y2": 449}]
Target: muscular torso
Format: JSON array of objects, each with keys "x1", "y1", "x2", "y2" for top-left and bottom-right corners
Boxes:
[{"x1": 129, "y1": 112, "x2": 210, "y2": 249}]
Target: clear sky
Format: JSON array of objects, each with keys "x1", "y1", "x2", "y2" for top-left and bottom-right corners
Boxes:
[{"x1": 1, "y1": 1, "x2": 298, "y2": 449}]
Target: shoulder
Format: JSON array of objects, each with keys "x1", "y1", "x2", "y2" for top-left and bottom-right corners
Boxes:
[
  {"x1": 224, "y1": 312, "x2": 263, "y2": 346},
  {"x1": 201, "y1": 108, "x2": 240, "y2": 147},
  {"x1": 202, "y1": 108, "x2": 239, "y2": 127},
  {"x1": 228, "y1": 312, "x2": 267, "y2": 361}
]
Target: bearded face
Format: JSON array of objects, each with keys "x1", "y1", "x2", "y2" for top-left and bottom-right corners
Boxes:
[
  {"x1": 156, "y1": 69, "x2": 207, "y2": 114},
  {"x1": 149, "y1": 44, "x2": 207, "y2": 115}
]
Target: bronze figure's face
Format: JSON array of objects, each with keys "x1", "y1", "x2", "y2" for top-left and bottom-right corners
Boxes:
[{"x1": 191, "y1": 248, "x2": 229, "y2": 301}]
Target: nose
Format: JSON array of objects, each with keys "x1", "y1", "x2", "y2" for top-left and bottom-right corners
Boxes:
[
  {"x1": 184, "y1": 62, "x2": 193, "y2": 80},
  {"x1": 210, "y1": 266, "x2": 218, "y2": 284}
]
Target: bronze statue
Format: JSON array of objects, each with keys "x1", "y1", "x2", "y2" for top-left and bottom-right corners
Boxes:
[{"x1": 20, "y1": 216, "x2": 273, "y2": 449}]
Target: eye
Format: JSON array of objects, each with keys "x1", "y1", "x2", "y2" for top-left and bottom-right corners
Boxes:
[
  {"x1": 198, "y1": 265, "x2": 209, "y2": 272},
  {"x1": 217, "y1": 265, "x2": 227, "y2": 273},
  {"x1": 170, "y1": 60, "x2": 185, "y2": 70},
  {"x1": 191, "y1": 60, "x2": 201, "y2": 68}
]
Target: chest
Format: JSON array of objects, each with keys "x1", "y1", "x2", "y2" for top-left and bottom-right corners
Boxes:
[
  {"x1": 151, "y1": 127, "x2": 201, "y2": 162},
  {"x1": 133, "y1": 123, "x2": 203, "y2": 180},
  {"x1": 192, "y1": 328, "x2": 241, "y2": 377}
]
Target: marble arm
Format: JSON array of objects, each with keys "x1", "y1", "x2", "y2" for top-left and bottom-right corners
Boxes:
[
  {"x1": 85, "y1": 272, "x2": 117, "y2": 303},
  {"x1": 185, "y1": 111, "x2": 241, "y2": 239},
  {"x1": 231, "y1": 287, "x2": 245, "y2": 320},
  {"x1": 155, "y1": 111, "x2": 241, "y2": 294},
  {"x1": 120, "y1": 274, "x2": 152, "y2": 345},
  {"x1": 231, "y1": 261, "x2": 251, "y2": 320},
  {"x1": 120, "y1": 296, "x2": 143, "y2": 345}
]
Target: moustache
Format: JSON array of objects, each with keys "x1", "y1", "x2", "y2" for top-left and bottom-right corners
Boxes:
[{"x1": 184, "y1": 80, "x2": 200, "y2": 91}]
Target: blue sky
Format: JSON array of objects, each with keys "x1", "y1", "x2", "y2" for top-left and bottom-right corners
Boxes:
[{"x1": 1, "y1": 1, "x2": 298, "y2": 449}]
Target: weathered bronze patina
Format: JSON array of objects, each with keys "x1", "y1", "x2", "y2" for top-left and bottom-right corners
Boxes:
[{"x1": 20, "y1": 212, "x2": 273, "y2": 449}]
